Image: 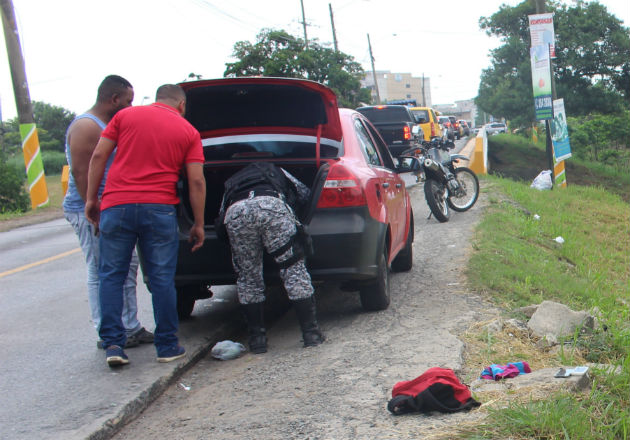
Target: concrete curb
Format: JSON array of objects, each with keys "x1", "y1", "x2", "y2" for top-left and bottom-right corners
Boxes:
[{"x1": 86, "y1": 320, "x2": 238, "y2": 440}]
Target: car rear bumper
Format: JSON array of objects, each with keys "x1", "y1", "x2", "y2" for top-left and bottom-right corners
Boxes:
[{"x1": 169, "y1": 205, "x2": 386, "y2": 287}]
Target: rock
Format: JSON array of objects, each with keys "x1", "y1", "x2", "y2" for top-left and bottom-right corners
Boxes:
[
  {"x1": 484, "y1": 318, "x2": 504, "y2": 334},
  {"x1": 471, "y1": 367, "x2": 591, "y2": 395},
  {"x1": 527, "y1": 301, "x2": 594, "y2": 340},
  {"x1": 513, "y1": 304, "x2": 539, "y2": 318}
]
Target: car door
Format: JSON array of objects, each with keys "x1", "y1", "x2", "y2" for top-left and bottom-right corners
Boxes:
[{"x1": 355, "y1": 116, "x2": 407, "y2": 252}]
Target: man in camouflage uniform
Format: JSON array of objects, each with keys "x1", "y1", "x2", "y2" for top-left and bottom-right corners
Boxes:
[{"x1": 220, "y1": 162, "x2": 325, "y2": 354}]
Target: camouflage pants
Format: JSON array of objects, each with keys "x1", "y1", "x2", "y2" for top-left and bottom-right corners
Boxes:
[{"x1": 224, "y1": 195, "x2": 314, "y2": 304}]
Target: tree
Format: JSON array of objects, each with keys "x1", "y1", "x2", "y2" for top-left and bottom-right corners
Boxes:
[
  {"x1": 1, "y1": 101, "x2": 75, "y2": 154},
  {"x1": 224, "y1": 29, "x2": 371, "y2": 107},
  {"x1": 476, "y1": 0, "x2": 630, "y2": 127}
]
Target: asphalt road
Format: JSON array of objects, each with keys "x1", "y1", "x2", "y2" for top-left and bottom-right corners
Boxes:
[
  {"x1": 0, "y1": 218, "x2": 243, "y2": 440},
  {"x1": 0, "y1": 138, "x2": 470, "y2": 440}
]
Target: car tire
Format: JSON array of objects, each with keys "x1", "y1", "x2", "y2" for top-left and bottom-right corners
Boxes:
[
  {"x1": 176, "y1": 285, "x2": 197, "y2": 320},
  {"x1": 391, "y1": 211, "x2": 413, "y2": 272},
  {"x1": 360, "y1": 247, "x2": 390, "y2": 311}
]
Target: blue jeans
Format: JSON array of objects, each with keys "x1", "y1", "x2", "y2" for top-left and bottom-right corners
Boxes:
[
  {"x1": 64, "y1": 210, "x2": 141, "y2": 337},
  {"x1": 98, "y1": 204, "x2": 180, "y2": 356}
]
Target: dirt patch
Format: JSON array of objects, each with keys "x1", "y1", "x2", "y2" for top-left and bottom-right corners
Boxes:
[
  {"x1": 110, "y1": 182, "x2": 497, "y2": 440},
  {"x1": 0, "y1": 206, "x2": 64, "y2": 232}
]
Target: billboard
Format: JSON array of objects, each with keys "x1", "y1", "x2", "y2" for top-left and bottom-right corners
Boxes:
[
  {"x1": 551, "y1": 98, "x2": 572, "y2": 161},
  {"x1": 530, "y1": 45, "x2": 553, "y2": 120},
  {"x1": 528, "y1": 13, "x2": 556, "y2": 58}
]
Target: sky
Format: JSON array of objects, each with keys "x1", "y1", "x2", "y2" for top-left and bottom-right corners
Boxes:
[{"x1": 1, "y1": 0, "x2": 628, "y2": 121}]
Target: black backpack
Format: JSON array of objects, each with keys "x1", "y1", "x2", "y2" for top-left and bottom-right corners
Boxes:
[{"x1": 223, "y1": 162, "x2": 299, "y2": 210}]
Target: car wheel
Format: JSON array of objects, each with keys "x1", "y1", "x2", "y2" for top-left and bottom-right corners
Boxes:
[
  {"x1": 391, "y1": 211, "x2": 413, "y2": 272},
  {"x1": 360, "y1": 247, "x2": 390, "y2": 311},
  {"x1": 176, "y1": 285, "x2": 197, "y2": 320}
]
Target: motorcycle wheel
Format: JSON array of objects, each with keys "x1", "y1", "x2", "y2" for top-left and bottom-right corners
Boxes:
[
  {"x1": 447, "y1": 167, "x2": 479, "y2": 212},
  {"x1": 424, "y1": 179, "x2": 450, "y2": 222}
]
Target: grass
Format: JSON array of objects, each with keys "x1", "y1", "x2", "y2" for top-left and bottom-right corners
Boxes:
[{"x1": 455, "y1": 135, "x2": 630, "y2": 439}]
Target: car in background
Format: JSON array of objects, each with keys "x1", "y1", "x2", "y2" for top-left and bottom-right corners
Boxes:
[
  {"x1": 437, "y1": 115, "x2": 455, "y2": 141},
  {"x1": 409, "y1": 106, "x2": 443, "y2": 141},
  {"x1": 485, "y1": 122, "x2": 507, "y2": 135},
  {"x1": 355, "y1": 105, "x2": 422, "y2": 157},
  {"x1": 447, "y1": 116, "x2": 463, "y2": 140},
  {"x1": 458, "y1": 120, "x2": 470, "y2": 136},
  {"x1": 168, "y1": 77, "x2": 418, "y2": 317}
]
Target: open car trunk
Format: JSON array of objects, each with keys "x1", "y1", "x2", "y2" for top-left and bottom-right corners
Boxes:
[{"x1": 179, "y1": 160, "x2": 330, "y2": 228}]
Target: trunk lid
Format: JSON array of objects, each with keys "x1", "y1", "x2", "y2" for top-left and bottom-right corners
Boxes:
[{"x1": 179, "y1": 77, "x2": 342, "y2": 148}]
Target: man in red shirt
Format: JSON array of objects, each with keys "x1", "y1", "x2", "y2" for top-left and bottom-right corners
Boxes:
[{"x1": 85, "y1": 84, "x2": 206, "y2": 367}]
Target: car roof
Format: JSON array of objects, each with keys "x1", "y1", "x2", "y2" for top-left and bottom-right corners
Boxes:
[{"x1": 178, "y1": 77, "x2": 342, "y2": 142}]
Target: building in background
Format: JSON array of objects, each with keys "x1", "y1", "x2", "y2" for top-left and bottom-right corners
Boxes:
[
  {"x1": 434, "y1": 99, "x2": 478, "y2": 127},
  {"x1": 361, "y1": 71, "x2": 431, "y2": 107}
]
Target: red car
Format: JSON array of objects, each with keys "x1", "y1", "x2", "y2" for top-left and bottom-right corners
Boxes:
[{"x1": 166, "y1": 77, "x2": 417, "y2": 317}]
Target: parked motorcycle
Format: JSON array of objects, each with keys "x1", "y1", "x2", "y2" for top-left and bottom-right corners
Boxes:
[{"x1": 402, "y1": 138, "x2": 479, "y2": 222}]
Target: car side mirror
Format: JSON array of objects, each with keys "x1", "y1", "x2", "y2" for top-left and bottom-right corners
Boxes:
[{"x1": 396, "y1": 156, "x2": 421, "y2": 173}]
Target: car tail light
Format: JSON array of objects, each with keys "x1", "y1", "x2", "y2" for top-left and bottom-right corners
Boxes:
[
  {"x1": 403, "y1": 125, "x2": 411, "y2": 140},
  {"x1": 375, "y1": 105, "x2": 386, "y2": 109},
  {"x1": 317, "y1": 165, "x2": 367, "y2": 208},
  {"x1": 430, "y1": 122, "x2": 436, "y2": 137}
]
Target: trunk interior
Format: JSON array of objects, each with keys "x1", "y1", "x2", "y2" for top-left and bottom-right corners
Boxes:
[{"x1": 179, "y1": 161, "x2": 324, "y2": 226}]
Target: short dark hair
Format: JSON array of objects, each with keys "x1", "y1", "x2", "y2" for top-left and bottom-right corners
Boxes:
[
  {"x1": 155, "y1": 84, "x2": 185, "y2": 102},
  {"x1": 96, "y1": 75, "x2": 133, "y2": 103}
]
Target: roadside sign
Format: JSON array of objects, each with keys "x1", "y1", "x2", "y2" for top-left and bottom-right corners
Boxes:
[
  {"x1": 528, "y1": 13, "x2": 556, "y2": 58},
  {"x1": 530, "y1": 45, "x2": 553, "y2": 120},
  {"x1": 551, "y1": 99, "x2": 572, "y2": 161}
]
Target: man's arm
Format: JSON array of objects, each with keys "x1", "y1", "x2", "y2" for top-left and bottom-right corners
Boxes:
[
  {"x1": 84, "y1": 137, "x2": 116, "y2": 226},
  {"x1": 185, "y1": 162, "x2": 206, "y2": 252},
  {"x1": 68, "y1": 119, "x2": 103, "y2": 201}
]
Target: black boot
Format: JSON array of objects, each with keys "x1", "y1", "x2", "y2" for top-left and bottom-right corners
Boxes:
[
  {"x1": 292, "y1": 296, "x2": 325, "y2": 347},
  {"x1": 242, "y1": 303, "x2": 267, "y2": 354}
]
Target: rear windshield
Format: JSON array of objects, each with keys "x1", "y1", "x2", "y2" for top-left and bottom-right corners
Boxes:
[
  {"x1": 203, "y1": 139, "x2": 341, "y2": 161},
  {"x1": 411, "y1": 110, "x2": 429, "y2": 123},
  {"x1": 185, "y1": 83, "x2": 328, "y2": 132},
  {"x1": 357, "y1": 107, "x2": 412, "y2": 123}
]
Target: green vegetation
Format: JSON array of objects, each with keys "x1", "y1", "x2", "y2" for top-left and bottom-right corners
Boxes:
[
  {"x1": 1, "y1": 101, "x2": 75, "y2": 155},
  {"x1": 0, "y1": 152, "x2": 30, "y2": 213},
  {"x1": 461, "y1": 135, "x2": 629, "y2": 439},
  {"x1": 224, "y1": 29, "x2": 371, "y2": 107},
  {"x1": 0, "y1": 173, "x2": 63, "y2": 223},
  {"x1": 0, "y1": 100, "x2": 71, "y2": 216},
  {"x1": 476, "y1": 1, "x2": 630, "y2": 128}
]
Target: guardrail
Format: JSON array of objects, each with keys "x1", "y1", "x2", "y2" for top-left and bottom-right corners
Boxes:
[{"x1": 459, "y1": 129, "x2": 488, "y2": 175}]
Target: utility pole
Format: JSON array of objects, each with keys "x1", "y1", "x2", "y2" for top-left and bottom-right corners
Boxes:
[
  {"x1": 535, "y1": 0, "x2": 556, "y2": 186},
  {"x1": 1, "y1": 0, "x2": 49, "y2": 208},
  {"x1": 300, "y1": 0, "x2": 308, "y2": 49},
  {"x1": 421, "y1": 73, "x2": 426, "y2": 106},
  {"x1": 329, "y1": 3, "x2": 338, "y2": 52},
  {"x1": 367, "y1": 33, "x2": 380, "y2": 104}
]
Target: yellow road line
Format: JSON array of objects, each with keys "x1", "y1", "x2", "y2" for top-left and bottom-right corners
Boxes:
[{"x1": 0, "y1": 248, "x2": 81, "y2": 279}]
